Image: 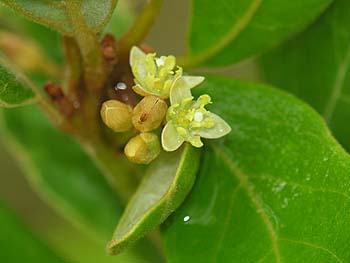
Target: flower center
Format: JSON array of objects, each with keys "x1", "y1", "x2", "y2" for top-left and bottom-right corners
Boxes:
[
  {"x1": 155, "y1": 58, "x2": 165, "y2": 67},
  {"x1": 168, "y1": 95, "x2": 215, "y2": 135},
  {"x1": 194, "y1": 111, "x2": 204, "y2": 122}
]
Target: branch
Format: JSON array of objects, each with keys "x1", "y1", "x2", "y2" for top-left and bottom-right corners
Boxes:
[{"x1": 118, "y1": 0, "x2": 164, "y2": 54}]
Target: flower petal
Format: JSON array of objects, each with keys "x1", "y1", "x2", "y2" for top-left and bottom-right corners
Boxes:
[
  {"x1": 130, "y1": 46, "x2": 146, "y2": 67},
  {"x1": 130, "y1": 47, "x2": 157, "y2": 90},
  {"x1": 188, "y1": 135, "x2": 203, "y2": 148},
  {"x1": 132, "y1": 84, "x2": 150, "y2": 97},
  {"x1": 170, "y1": 77, "x2": 192, "y2": 105},
  {"x1": 198, "y1": 113, "x2": 231, "y2": 139},
  {"x1": 182, "y1": 76, "x2": 205, "y2": 89},
  {"x1": 161, "y1": 121, "x2": 185, "y2": 151}
]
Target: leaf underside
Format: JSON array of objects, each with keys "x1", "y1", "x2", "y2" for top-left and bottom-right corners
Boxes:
[
  {"x1": 108, "y1": 144, "x2": 200, "y2": 255},
  {"x1": 1, "y1": 0, "x2": 118, "y2": 35},
  {"x1": 0, "y1": 56, "x2": 37, "y2": 107}
]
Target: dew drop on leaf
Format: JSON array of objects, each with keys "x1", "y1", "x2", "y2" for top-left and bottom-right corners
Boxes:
[{"x1": 183, "y1": 215, "x2": 190, "y2": 223}]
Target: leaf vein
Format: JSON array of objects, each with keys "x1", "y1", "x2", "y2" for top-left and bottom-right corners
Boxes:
[
  {"x1": 323, "y1": 44, "x2": 350, "y2": 122},
  {"x1": 211, "y1": 144, "x2": 281, "y2": 263},
  {"x1": 279, "y1": 238, "x2": 344, "y2": 263},
  {"x1": 257, "y1": 248, "x2": 273, "y2": 263},
  {"x1": 251, "y1": 173, "x2": 350, "y2": 201},
  {"x1": 212, "y1": 183, "x2": 242, "y2": 262}
]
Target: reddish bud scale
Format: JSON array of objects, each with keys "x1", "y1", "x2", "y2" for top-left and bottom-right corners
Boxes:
[{"x1": 44, "y1": 82, "x2": 75, "y2": 117}]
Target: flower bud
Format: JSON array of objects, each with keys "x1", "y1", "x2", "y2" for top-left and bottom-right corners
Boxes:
[
  {"x1": 132, "y1": 95, "x2": 167, "y2": 132},
  {"x1": 0, "y1": 31, "x2": 58, "y2": 76},
  {"x1": 101, "y1": 100, "x2": 133, "y2": 132},
  {"x1": 124, "y1": 133, "x2": 161, "y2": 164}
]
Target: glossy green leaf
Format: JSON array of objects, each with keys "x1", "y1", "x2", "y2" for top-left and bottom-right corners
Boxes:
[
  {"x1": 261, "y1": 0, "x2": 350, "y2": 151},
  {"x1": 108, "y1": 144, "x2": 200, "y2": 255},
  {"x1": 0, "y1": 55, "x2": 38, "y2": 107},
  {"x1": 0, "y1": 202, "x2": 63, "y2": 262},
  {"x1": 162, "y1": 76, "x2": 350, "y2": 262},
  {"x1": 1, "y1": 0, "x2": 118, "y2": 36},
  {"x1": 184, "y1": 0, "x2": 332, "y2": 67},
  {"x1": 0, "y1": 106, "x2": 161, "y2": 262}
]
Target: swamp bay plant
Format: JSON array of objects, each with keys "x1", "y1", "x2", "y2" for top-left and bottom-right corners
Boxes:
[{"x1": 1, "y1": 0, "x2": 350, "y2": 262}]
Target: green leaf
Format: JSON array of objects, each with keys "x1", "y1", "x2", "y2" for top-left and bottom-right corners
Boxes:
[
  {"x1": 0, "y1": 202, "x2": 63, "y2": 262},
  {"x1": 0, "y1": 106, "x2": 162, "y2": 262},
  {"x1": 261, "y1": 0, "x2": 350, "y2": 151},
  {"x1": 183, "y1": 0, "x2": 332, "y2": 67},
  {"x1": 0, "y1": 55, "x2": 38, "y2": 107},
  {"x1": 104, "y1": 0, "x2": 135, "y2": 38},
  {"x1": 162, "y1": 76, "x2": 350, "y2": 262},
  {"x1": 1, "y1": 0, "x2": 118, "y2": 35},
  {"x1": 108, "y1": 144, "x2": 200, "y2": 255}
]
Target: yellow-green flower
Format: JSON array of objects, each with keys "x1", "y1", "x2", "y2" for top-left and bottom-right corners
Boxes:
[
  {"x1": 130, "y1": 46, "x2": 204, "y2": 99},
  {"x1": 161, "y1": 77, "x2": 231, "y2": 151}
]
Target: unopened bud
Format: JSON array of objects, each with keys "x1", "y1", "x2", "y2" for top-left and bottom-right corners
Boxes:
[
  {"x1": 132, "y1": 96, "x2": 167, "y2": 132},
  {"x1": 101, "y1": 100, "x2": 133, "y2": 132},
  {"x1": 124, "y1": 133, "x2": 161, "y2": 164},
  {"x1": 0, "y1": 31, "x2": 58, "y2": 76}
]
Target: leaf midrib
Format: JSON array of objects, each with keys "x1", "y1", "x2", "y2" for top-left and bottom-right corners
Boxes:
[{"x1": 180, "y1": 0, "x2": 262, "y2": 68}]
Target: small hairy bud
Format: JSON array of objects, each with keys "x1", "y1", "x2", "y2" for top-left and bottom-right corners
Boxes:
[
  {"x1": 101, "y1": 100, "x2": 133, "y2": 132},
  {"x1": 124, "y1": 133, "x2": 161, "y2": 164},
  {"x1": 132, "y1": 96, "x2": 167, "y2": 132}
]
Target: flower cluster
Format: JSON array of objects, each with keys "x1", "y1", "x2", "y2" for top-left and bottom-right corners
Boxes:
[{"x1": 100, "y1": 46, "x2": 231, "y2": 164}]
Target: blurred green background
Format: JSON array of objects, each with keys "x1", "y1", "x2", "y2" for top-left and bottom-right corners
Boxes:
[{"x1": 0, "y1": 0, "x2": 259, "y2": 262}]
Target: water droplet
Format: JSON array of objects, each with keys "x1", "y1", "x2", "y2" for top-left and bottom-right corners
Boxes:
[
  {"x1": 183, "y1": 215, "x2": 190, "y2": 222},
  {"x1": 115, "y1": 82, "x2": 127, "y2": 90}
]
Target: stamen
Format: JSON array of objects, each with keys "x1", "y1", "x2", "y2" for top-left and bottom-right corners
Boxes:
[{"x1": 156, "y1": 58, "x2": 165, "y2": 67}]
